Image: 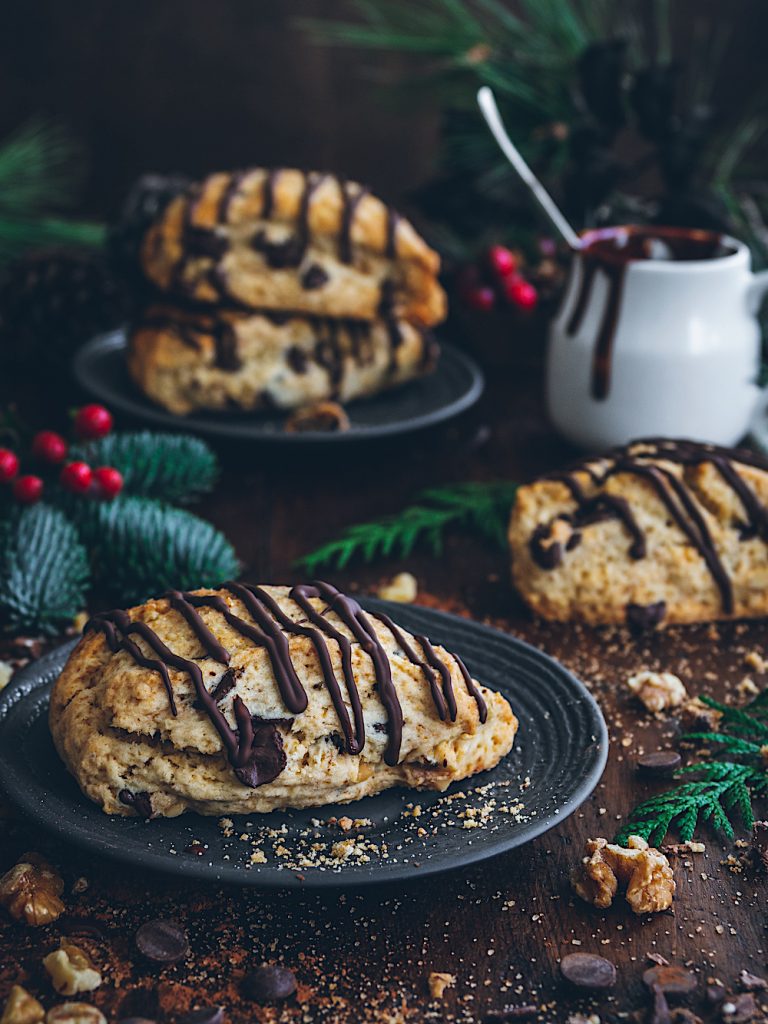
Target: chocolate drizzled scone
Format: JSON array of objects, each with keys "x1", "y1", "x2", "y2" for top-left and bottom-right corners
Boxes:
[
  {"x1": 509, "y1": 438, "x2": 768, "y2": 627},
  {"x1": 50, "y1": 582, "x2": 517, "y2": 817},
  {"x1": 127, "y1": 305, "x2": 438, "y2": 416},
  {"x1": 140, "y1": 169, "x2": 446, "y2": 326}
]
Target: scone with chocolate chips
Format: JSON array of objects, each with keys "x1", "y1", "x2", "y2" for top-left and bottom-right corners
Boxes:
[
  {"x1": 140, "y1": 168, "x2": 446, "y2": 326},
  {"x1": 49, "y1": 582, "x2": 517, "y2": 818},
  {"x1": 509, "y1": 438, "x2": 768, "y2": 627},
  {"x1": 127, "y1": 305, "x2": 438, "y2": 416}
]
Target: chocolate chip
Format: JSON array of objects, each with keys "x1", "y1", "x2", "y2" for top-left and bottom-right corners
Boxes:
[
  {"x1": 251, "y1": 230, "x2": 304, "y2": 268},
  {"x1": 637, "y1": 751, "x2": 682, "y2": 777},
  {"x1": 722, "y1": 993, "x2": 757, "y2": 1023},
  {"x1": 119, "y1": 789, "x2": 153, "y2": 818},
  {"x1": 287, "y1": 346, "x2": 308, "y2": 374},
  {"x1": 135, "y1": 919, "x2": 189, "y2": 964},
  {"x1": 184, "y1": 226, "x2": 227, "y2": 259},
  {"x1": 178, "y1": 1009, "x2": 225, "y2": 1024},
  {"x1": 242, "y1": 964, "x2": 297, "y2": 1001},
  {"x1": 560, "y1": 952, "x2": 617, "y2": 990},
  {"x1": 300, "y1": 263, "x2": 329, "y2": 289},
  {"x1": 627, "y1": 600, "x2": 667, "y2": 632},
  {"x1": 233, "y1": 721, "x2": 287, "y2": 788},
  {"x1": 642, "y1": 965, "x2": 697, "y2": 997}
]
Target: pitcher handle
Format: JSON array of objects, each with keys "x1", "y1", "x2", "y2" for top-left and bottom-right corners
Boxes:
[{"x1": 748, "y1": 269, "x2": 768, "y2": 314}]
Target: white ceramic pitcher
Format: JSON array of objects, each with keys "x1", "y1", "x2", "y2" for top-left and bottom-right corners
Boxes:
[{"x1": 547, "y1": 226, "x2": 768, "y2": 452}]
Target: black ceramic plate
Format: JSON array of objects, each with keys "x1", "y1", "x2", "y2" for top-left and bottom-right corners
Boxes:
[
  {"x1": 73, "y1": 330, "x2": 484, "y2": 444},
  {"x1": 0, "y1": 600, "x2": 607, "y2": 889}
]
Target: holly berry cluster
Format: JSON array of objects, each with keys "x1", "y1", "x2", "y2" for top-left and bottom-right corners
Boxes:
[
  {"x1": 456, "y1": 245, "x2": 539, "y2": 314},
  {"x1": 0, "y1": 404, "x2": 124, "y2": 505}
]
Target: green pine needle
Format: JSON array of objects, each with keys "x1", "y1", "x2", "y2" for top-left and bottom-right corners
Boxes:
[
  {"x1": 0, "y1": 117, "x2": 106, "y2": 264},
  {"x1": 71, "y1": 431, "x2": 218, "y2": 504},
  {"x1": 295, "y1": 480, "x2": 518, "y2": 573},
  {"x1": 0, "y1": 504, "x2": 89, "y2": 635},
  {"x1": 78, "y1": 496, "x2": 241, "y2": 607},
  {"x1": 615, "y1": 691, "x2": 768, "y2": 847}
]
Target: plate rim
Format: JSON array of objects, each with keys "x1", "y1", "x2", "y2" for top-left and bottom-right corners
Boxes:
[
  {"x1": 0, "y1": 601, "x2": 608, "y2": 889},
  {"x1": 73, "y1": 330, "x2": 485, "y2": 444}
]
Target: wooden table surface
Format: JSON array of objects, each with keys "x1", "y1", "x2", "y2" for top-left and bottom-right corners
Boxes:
[{"x1": 1, "y1": 357, "x2": 766, "y2": 1024}]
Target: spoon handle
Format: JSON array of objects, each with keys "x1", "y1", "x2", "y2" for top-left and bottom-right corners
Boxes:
[{"x1": 477, "y1": 86, "x2": 582, "y2": 251}]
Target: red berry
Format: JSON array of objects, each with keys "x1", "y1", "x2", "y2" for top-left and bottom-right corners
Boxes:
[
  {"x1": 488, "y1": 245, "x2": 517, "y2": 278},
  {"x1": 93, "y1": 465, "x2": 124, "y2": 500},
  {"x1": 32, "y1": 430, "x2": 68, "y2": 465},
  {"x1": 0, "y1": 448, "x2": 19, "y2": 484},
  {"x1": 464, "y1": 284, "x2": 496, "y2": 313},
  {"x1": 60, "y1": 461, "x2": 93, "y2": 494},
  {"x1": 74, "y1": 404, "x2": 113, "y2": 440},
  {"x1": 13, "y1": 474, "x2": 43, "y2": 504},
  {"x1": 504, "y1": 277, "x2": 539, "y2": 312}
]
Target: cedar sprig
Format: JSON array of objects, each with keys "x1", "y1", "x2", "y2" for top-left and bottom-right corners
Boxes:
[
  {"x1": 615, "y1": 692, "x2": 768, "y2": 847},
  {"x1": 295, "y1": 480, "x2": 518, "y2": 573}
]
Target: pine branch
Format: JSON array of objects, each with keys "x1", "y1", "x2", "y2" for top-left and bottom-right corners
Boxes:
[
  {"x1": 70, "y1": 431, "x2": 218, "y2": 504},
  {"x1": 295, "y1": 481, "x2": 518, "y2": 573},
  {"x1": 0, "y1": 504, "x2": 89, "y2": 635},
  {"x1": 616, "y1": 690, "x2": 768, "y2": 847},
  {"x1": 0, "y1": 118, "x2": 106, "y2": 264},
  {"x1": 78, "y1": 496, "x2": 240, "y2": 606},
  {"x1": 615, "y1": 762, "x2": 761, "y2": 847}
]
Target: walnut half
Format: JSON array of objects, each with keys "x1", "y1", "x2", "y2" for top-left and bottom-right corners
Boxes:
[
  {"x1": 0, "y1": 986, "x2": 44, "y2": 1024},
  {"x1": 627, "y1": 671, "x2": 688, "y2": 713},
  {"x1": 571, "y1": 836, "x2": 675, "y2": 914},
  {"x1": 45, "y1": 1006, "x2": 106, "y2": 1024},
  {"x1": 0, "y1": 853, "x2": 65, "y2": 926},
  {"x1": 43, "y1": 942, "x2": 102, "y2": 996}
]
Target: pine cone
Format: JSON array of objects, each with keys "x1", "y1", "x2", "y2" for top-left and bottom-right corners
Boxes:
[
  {"x1": 0, "y1": 248, "x2": 126, "y2": 375},
  {"x1": 107, "y1": 172, "x2": 191, "y2": 293}
]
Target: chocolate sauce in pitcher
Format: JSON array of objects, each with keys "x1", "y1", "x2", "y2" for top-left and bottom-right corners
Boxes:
[{"x1": 566, "y1": 226, "x2": 736, "y2": 400}]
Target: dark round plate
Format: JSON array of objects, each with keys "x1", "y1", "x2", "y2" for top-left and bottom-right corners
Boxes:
[
  {"x1": 73, "y1": 330, "x2": 484, "y2": 444},
  {"x1": 0, "y1": 600, "x2": 607, "y2": 889}
]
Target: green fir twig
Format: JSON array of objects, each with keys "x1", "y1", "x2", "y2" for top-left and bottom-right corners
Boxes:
[
  {"x1": 295, "y1": 480, "x2": 518, "y2": 574},
  {"x1": 615, "y1": 696, "x2": 768, "y2": 847}
]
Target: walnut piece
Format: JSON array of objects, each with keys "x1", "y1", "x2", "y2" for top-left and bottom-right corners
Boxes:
[
  {"x1": 0, "y1": 985, "x2": 45, "y2": 1024},
  {"x1": 679, "y1": 696, "x2": 722, "y2": 732},
  {"x1": 285, "y1": 401, "x2": 350, "y2": 433},
  {"x1": 427, "y1": 972, "x2": 456, "y2": 999},
  {"x1": 45, "y1": 1006, "x2": 106, "y2": 1024},
  {"x1": 377, "y1": 572, "x2": 418, "y2": 604},
  {"x1": 571, "y1": 835, "x2": 675, "y2": 914},
  {"x1": 43, "y1": 942, "x2": 102, "y2": 996},
  {"x1": 627, "y1": 671, "x2": 688, "y2": 713},
  {"x1": 0, "y1": 853, "x2": 65, "y2": 926}
]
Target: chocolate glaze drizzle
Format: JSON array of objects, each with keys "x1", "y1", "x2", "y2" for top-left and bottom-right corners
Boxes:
[
  {"x1": 565, "y1": 227, "x2": 737, "y2": 400},
  {"x1": 84, "y1": 581, "x2": 486, "y2": 787},
  {"x1": 535, "y1": 439, "x2": 768, "y2": 614}
]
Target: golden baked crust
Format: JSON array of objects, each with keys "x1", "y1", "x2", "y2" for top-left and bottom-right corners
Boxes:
[
  {"x1": 49, "y1": 583, "x2": 517, "y2": 818},
  {"x1": 509, "y1": 438, "x2": 768, "y2": 626},
  {"x1": 140, "y1": 169, "x2": 447, "y2": 326},
  {"x1": 127, "y1": 305, "x2": 438, "y2": 416}
]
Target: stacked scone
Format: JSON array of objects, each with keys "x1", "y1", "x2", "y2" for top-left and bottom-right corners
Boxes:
[{"x1": 127, "y1": 169, "x2": 446, "y2": 416}]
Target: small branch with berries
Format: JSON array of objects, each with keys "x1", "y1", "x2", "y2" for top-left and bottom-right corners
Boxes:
[{"x1": 0, "y1": 405, "x2": 239, "y2": 636}]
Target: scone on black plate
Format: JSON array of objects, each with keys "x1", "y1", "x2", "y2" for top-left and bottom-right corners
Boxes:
[
  {"x1": 49, "y1": 582, "x2": 517, "y2": 818},
  {"x1": 140, "y1": 168, "x2": 446, "y2": 327},
  {"x1": 127, "y1": 305, "x2": 438, "y2": 416},
  {"x1": 509, "y1": 438, "x2": 768, "y2": 627}
]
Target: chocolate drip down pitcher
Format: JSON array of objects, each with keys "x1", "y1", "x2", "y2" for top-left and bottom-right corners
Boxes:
[{"x1": 547, "y1": 226, "x2": 768, "y2": 451}]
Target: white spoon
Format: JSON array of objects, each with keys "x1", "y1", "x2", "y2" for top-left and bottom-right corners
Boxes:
[{"x1": 477, "y1": 85, "x2": 582, "y2": 251}]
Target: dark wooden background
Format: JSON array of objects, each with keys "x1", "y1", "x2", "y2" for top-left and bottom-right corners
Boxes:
[{"x1": 0, "y1": 0, "x2": 767, "y2": 219}]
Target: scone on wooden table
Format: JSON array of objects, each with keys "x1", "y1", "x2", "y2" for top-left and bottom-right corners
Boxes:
[
  {"x1": 509, "y1": 438, "x2": 768, "y2": 626},
  {"x1": 140, "y1": 168, "x2": 446, "y2": 326},
  {"x1": 127, "y1": 305, "x2": 438, "y2": 416},
  {"x1": 49, "y1": 582, "x2": 517, "y2": 818}
]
